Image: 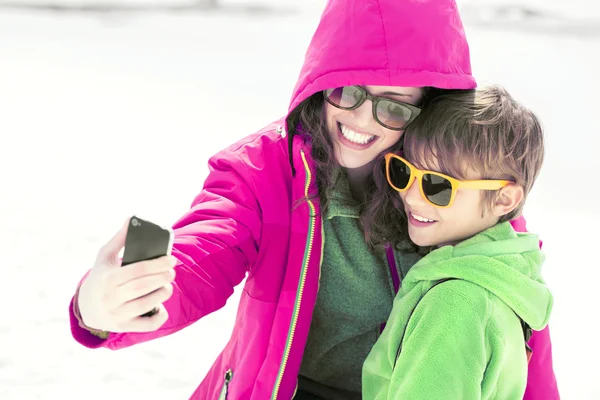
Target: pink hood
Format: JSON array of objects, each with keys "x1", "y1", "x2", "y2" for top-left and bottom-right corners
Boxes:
[{"x1": 287, "y1": 0, "x2": 477, "y2": 117}]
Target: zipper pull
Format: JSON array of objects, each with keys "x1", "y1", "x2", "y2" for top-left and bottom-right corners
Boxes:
[
  {"x1": 224, "y1": 369, "x2": 233, "y2": 382},
  {"x1": 219, "y1": 369, "x2": 233, "y2": 400}
]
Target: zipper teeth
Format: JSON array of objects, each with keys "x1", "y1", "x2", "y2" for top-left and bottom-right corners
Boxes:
[{"x1": 271, "y1": 149, "x2": 316, "y2": 400}]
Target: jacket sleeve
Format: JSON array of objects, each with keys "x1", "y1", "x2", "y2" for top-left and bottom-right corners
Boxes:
[
  {"x1": 510, "y1": 216, "x2": 560, "y2": 400},
  {"x1": 69, "y1": 148, "x2": 262, "y2": 350},
  {"x1": 388, "y1": 282, "x2": 489, "y2": 400}
]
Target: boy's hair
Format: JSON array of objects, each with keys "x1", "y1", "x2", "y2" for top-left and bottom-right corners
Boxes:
[
  {"x1": 363, "y1": 85, "x2": 545, "y2": 247},
  {"x1": 285, "y1": 86, "x2": 463, "y2": 217}
]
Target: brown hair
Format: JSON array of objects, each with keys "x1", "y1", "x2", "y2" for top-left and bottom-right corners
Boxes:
[
  {"x1": 285, "y1": 87, "x2": 468, "y2": 240},
  {"x1": 363, "y1": 85, "x2": 545, "y2": 247}
]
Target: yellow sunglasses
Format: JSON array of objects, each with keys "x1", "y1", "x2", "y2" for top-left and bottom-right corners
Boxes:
[{"x1": 384, "y1": 153, "x2": 513, "y2": 208}]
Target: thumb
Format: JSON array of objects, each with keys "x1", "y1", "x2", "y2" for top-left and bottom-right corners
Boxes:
[{"x1": 97, "y1": 217, "x2": 130, "y2": 267}]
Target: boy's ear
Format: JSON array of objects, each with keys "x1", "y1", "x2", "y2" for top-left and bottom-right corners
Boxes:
[{"x1": 491, "y1": 183, "x2": 524, "y2": 218}]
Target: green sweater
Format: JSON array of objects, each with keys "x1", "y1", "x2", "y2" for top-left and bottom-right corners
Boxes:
[
  {"x1": 362, "y1": 222, "x2": 553, "y2": 400},
  {"x1": 298, "y1": 171, "x2": 422, "y2": 399}
]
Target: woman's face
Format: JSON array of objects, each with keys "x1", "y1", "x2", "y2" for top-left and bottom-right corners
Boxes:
[{"x1": 324, "y1": 85, "x2": 423, "y2": 169}]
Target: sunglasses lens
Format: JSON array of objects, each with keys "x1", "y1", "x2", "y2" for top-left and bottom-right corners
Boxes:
[
  {"x1": 388, "y1": 157, "x2": 412, "y2": 190},
  {"x1": 422, "y1": 174, "x2": 453, "y2": 206},
  {"x1": 376, "y1": 100, "x2": 413, "y2": 129},
  {"x1": 324, "y1": 86, "x2": 363, "y2": 109}
]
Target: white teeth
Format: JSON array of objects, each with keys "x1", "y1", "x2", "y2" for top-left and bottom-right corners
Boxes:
[
  {"x1": 411, "y1": 212, "x2": 435, "y2": 222},
  {"x1": 340, "y1": 124, "x2": 375, "y2": 145}
]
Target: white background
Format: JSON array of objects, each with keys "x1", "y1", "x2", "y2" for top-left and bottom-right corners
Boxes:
[{"x1": 1, "y1": 0, "x2": 599, "y2": 398}]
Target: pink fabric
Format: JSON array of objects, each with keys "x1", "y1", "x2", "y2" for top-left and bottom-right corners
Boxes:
[
  {"x1": 510, "y1": 216, "x2": 559, "y2": 399},
  {"x1": 287, "y1": 0, "x2": 476, "y2": 117},
  {"x1": 68, "y1": 0, "x2": 558, "y2": 398},
  {"x1": 524, "y1": 326, "x2": 559, "y2": 399},
  {"x1": 71, "y1": 127, "x2": 325, "y2": 400}
]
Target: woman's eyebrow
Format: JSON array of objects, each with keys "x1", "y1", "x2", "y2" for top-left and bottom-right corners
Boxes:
[{"x1": 380, "y1": 90, "x2": 413, "y2": 98}]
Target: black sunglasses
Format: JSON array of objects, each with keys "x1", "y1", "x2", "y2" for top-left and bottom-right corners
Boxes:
[{"x1": 323, "y1": 86, "x2": 422, "y2": 130}]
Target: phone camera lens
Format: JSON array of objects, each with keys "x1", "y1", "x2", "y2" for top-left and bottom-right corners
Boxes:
[{"x1": 132, "y1": 218, "x2": 139, "y2": 227}]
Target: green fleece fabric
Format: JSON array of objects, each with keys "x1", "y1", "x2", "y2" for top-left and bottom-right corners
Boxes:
[
  {"x1": 362, "y1": 222, "x2": 553, "y2": 400},
  {"x1": 298, "y1": 171, "x2": 422, "y2": 399}
]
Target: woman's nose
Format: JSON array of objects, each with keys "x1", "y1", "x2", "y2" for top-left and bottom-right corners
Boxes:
[{"x1": 351, "y1": 99, "x2": 375, "y2": 127}]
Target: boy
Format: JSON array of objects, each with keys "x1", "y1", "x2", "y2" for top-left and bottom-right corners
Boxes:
[{"x1": 362, "y1": 85, "x2": 553, "y2": 399}]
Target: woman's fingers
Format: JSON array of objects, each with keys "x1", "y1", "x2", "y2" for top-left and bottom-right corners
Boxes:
[
  {"x1": 95, "y1": 218, "x2": 130, "y2": 267},
  {"x1": 110, "y1": 255, "x2": 178, "y2": 287},
  {"x1": 112, "y1": 269, "x2": 176, "y2": 307},
  {"x1": 113, "y1": 305, "x2": 171, "y2": 333},
  {"x1": 118, "y1": 284, "x2": 174, "y2": 321}
]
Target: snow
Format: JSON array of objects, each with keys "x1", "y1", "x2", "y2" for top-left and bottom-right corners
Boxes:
[{"x1": 1, "y1": 0, "x2": 599, "y2": 398}]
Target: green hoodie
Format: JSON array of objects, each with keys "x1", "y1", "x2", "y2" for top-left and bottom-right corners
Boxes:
[{"x1": 362, "y1": 222, "x2": 553, "y2": 400}]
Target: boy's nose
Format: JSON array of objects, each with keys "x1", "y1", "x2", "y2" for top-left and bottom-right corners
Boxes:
[{"x1": 403, "y1": 178, "x2": 425, "y2": 207}]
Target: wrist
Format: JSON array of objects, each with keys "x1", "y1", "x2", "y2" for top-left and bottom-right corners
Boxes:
[{"x1": 73, "y1": 285, "x2": 110, "y2": 339}]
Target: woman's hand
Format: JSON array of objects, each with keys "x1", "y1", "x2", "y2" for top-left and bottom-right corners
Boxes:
[{"x1": 77, "y1": 218, "x2": 177, "y2": 333}]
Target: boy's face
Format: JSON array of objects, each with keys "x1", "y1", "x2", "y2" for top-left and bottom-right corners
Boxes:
[{"x1": 399, "y1": 163, "x2": 500, "y2": 247}]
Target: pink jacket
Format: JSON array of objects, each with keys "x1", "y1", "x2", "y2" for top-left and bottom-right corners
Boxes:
[{"x1": 69, "y1": 0, "x2": 559, "y2": 399}]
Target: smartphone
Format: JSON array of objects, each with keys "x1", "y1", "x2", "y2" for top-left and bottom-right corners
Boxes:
[{"x1": 121, "y1": 215, "x2": 174, "y2": 317}]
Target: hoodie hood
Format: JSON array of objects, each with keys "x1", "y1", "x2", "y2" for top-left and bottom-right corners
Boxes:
[
  {"x1": 287, "y1": 0, "x2": 477, "y2": 116},
  {"x1": 404, "y1": 222, "x2": 553, "y2": 330}
]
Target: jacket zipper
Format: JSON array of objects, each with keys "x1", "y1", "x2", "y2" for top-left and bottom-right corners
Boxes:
[
  {"x1": 271, "y1": 149, "x2": 317, "y2": 400},
  {"x1": 218, "y1": 369, "x2": 233, "y2": 400}
]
